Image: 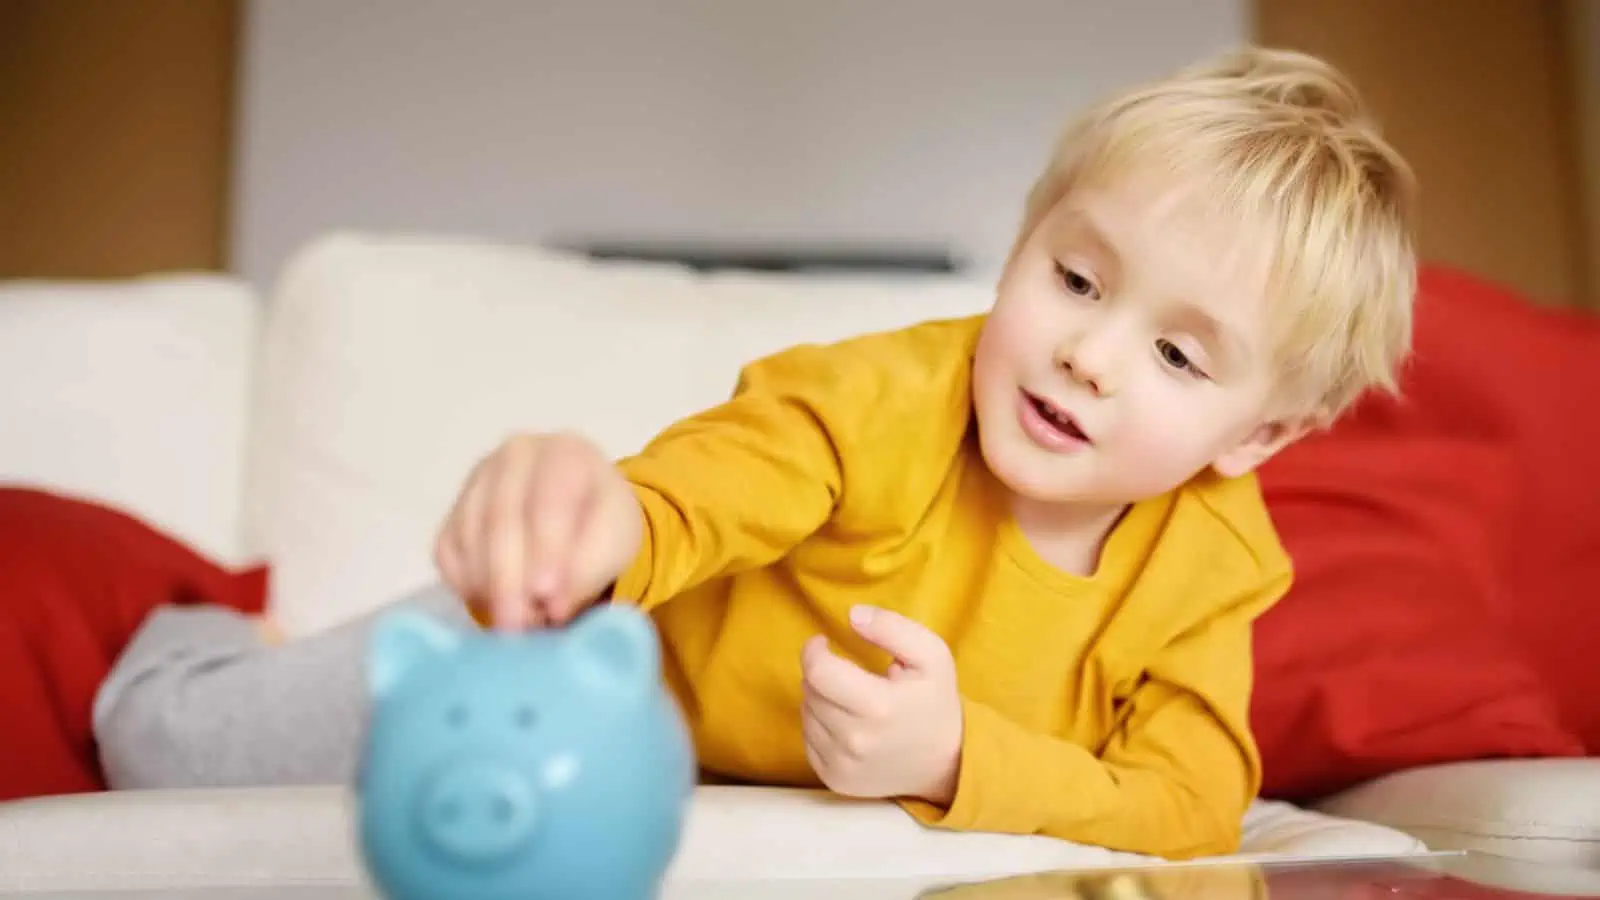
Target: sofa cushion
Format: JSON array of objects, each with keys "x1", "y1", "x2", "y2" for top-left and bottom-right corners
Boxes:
[
  {"x1": 246, "y1": 232, "x2": 993, "y2": 635},
  {"x1": 0, "y1": 785, "x2": 1423, "y2": 893},
  {"x1": 0, "y1": 274, "x2": 260, "y2": 565},
  {"x1": 1316, "y1": 759, "x2": 1600, "y2": 870},
  {"x1": 1252, "y1": 430, "x2": 1583, "y2": 800},
  {"x1": 0, "y1": 488, "x2": 268, "y2": 803}
]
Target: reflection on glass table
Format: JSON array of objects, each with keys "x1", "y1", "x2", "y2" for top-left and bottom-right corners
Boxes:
[{"x1": 917, "y1": 852, "x2": 1600, "y2": 900}]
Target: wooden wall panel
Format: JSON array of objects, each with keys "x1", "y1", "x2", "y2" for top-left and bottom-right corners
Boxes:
[
  {"x1": 0, "y1": 0, "x2": 240, "y2": 279},
  {"x1": 1568, "y1": 0, "x2": 1600, "y2": 309},
  {"x1": 1256, "y1": 0, "x2": 1590, "y2": 309}
]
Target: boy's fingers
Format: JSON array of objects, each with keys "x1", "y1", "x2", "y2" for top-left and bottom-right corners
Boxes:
[
  {"x1": 800, "y1": 635, "x2": 886, "y2": 714},
  {"x1": 547, "y1": 490, "x2": 603, "y2": 624},
  {"x1": 801, "y1": 681, "x2": 854, "y2": 734},
  {"x1": 453, "y1": 466, "x2": 493, "y2": 604},
  {"x1": 488, "y1": 447, "x2": 536, "y2": 631},
  {"x1": 848, "y1": 606, "x2": 949, "y2": 675},
  {"x1": 434, "y1": 540, "x2": 465, "y2": 603},
  {"x1": 523, "y1": 601, "x2": 548, "y2": 629},
  {"x1": 800, "y1": 701, "x2": 840, "y2": 759},
  {"x1": 523, "y1": 437, "x2": 594, "y2": 614},
  {"x1": 432, "y1": 506, "x2": 464, "y2": 596},
  {"x1": 801, "y1": 715, "x2": 830, "y2": 779}
]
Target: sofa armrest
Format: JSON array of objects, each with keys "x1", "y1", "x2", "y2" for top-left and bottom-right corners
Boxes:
[{"x1": 1313, "y1": 758, "x2": 1600, "y2": 868}]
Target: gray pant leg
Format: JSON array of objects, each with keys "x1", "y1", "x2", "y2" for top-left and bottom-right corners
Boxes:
[{"x1": 93, "y1": 582, "x2": 475, "y2": 790}]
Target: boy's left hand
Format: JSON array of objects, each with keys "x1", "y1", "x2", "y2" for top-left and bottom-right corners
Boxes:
[{"x1": 800, "y1": 605, "x2": 964, "y2": 806}]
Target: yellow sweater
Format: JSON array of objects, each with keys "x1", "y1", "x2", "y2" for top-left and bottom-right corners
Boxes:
[{"x1": 613, "y1": 315, "x2": 1292, "y2": 859}]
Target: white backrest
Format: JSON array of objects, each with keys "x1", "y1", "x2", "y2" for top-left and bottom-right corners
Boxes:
[
  {"x1": 247, "y1": 232, "x2": 994, "y2": 635},
  {"x1": 0, "y1": 275, "x2": 260, "y2": 564}
]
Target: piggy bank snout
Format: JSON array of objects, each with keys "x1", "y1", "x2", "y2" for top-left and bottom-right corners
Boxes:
[{"x1": 416, "y1": 759, "x2": 540, "y2": 866}]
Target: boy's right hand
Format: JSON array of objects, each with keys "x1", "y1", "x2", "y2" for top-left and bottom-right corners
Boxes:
[{"x1": 433, "y1": 432, "x2": 643, "y2": 631}]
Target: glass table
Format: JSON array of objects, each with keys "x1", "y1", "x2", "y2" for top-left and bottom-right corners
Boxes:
[
  {"x1": 905, "y1": 853, "x2": 1600, "y2": 900},
  {"x1": 6, "y1": 853, "x2": 1600, "y2": 900}
]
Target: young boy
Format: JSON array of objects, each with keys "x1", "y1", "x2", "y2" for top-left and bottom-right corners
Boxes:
[{"x1": 93, "y1": 46, "x2": 1415, "y2": 861}]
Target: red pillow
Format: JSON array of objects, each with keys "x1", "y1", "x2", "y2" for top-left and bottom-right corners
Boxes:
[
  {"x1": 1377, "y1": 267, "x2": 1600, "y2": 748},
  {"x1": 1252, "y1": 431, "x2": 1584, "y2": 800},
  {"x1": 0, "y1": 486, "x2": 269, "y2": 801}
]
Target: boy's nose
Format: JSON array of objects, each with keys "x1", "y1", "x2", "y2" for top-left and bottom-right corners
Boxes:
[
  {"x1": 1057, "y1": 332, "x2": 1118, "y2": 397},
  {"x1": 1061, "y1": 359, "x2": 1105, "y2": 396}
]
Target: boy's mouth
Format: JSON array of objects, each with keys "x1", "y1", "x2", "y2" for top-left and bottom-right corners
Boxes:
[{"x1": 1020, "y1": 389, "x2": 1091, "y2": 447}]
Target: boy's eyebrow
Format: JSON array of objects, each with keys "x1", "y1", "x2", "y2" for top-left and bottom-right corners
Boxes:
[
  {"x1": 1074, "y1": 213, "x2": 1117, "y2": 258},
  {"x1": 1060, "y1": 210, "x2": 1123, "y2": 280},
  {"x1": 1174, "y1": 303, "x2": 1252, "y2": 372}
]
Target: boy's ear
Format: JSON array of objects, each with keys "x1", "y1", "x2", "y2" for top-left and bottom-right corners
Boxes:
[{"x1": 1211, "y1": 416, "x2": 1314, "y2": 479}]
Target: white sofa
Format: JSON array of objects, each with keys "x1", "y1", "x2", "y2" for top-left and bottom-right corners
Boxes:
[{"x1": 0, "y1": 232, "x2": 1595, "y2": 894}]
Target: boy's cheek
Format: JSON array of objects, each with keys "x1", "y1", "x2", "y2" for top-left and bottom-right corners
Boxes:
[{"x1": 1103, "y1": 416, "x2": 1208, "y2": 487}]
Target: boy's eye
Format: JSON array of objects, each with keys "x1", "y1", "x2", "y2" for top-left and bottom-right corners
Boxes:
[
  {"x1": 1156, "y1": 339, "x2": 1198, "y2": 374},
  {"x1": 1054, "y1": 262, "x2": 1099, "y2": 299}
]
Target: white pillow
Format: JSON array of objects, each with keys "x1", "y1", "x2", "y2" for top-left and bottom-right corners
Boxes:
[
  {"x1": 0, "y1": 274, "x2": 259, "y2": 564},
  {"x1": 247, "y1": 232, "x2": 993, "y2": 635}
]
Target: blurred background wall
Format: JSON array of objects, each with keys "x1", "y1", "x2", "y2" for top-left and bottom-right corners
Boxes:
[
  {"x1": 1, "y1": 0, "x2": 1594, "y2": 308},
  {"x1": 227, "y1": 0, "x2": 1246, "y2": 284}
]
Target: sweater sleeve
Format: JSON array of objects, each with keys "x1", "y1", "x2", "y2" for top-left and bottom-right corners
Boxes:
[
  {"x1": 899, "y1": 568, "x2": 1291, "y2": 860},
  {"x1": 610, "y1": 343, "x2": 868, "y2": 611}
]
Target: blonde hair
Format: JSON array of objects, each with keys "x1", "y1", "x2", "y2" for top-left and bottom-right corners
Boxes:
[{"x1": 1016, "y1": 46, "x2": 1417, "y2": 424}]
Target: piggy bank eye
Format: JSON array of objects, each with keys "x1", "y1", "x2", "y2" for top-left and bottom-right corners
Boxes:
[{"x1": 514, "y1": 705, "x2": 536, "y2": 729}]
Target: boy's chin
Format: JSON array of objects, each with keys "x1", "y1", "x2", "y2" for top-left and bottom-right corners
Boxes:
[
  {"x1": 978, "y1": 440, "x2": 1095, "y2": 506},
  {"x1": 978, "y1": 437, "x2": 1200, "y2": 511}
]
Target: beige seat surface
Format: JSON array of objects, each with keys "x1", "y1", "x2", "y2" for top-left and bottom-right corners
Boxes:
[{"x1": 0, "y1": 785, "x2": 1424, "y2": 895}]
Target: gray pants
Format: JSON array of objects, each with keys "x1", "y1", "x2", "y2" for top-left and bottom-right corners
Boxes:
[{"x1": 92, "y1": 583, "x2": 476, "y2": 789}]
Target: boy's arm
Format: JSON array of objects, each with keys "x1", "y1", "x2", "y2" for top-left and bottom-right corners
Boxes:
[
  {"x1": 900, "y1": 569, "x2": 1290, "y2": 860},
  {"x1": 610, "y1": 343, "x2": 867, "y2": 610}
]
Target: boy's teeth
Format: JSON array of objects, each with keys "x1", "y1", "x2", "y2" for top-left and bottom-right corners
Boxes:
[{"x1": 1032, "y1": 396, "x2": 1084, "y2": 439}]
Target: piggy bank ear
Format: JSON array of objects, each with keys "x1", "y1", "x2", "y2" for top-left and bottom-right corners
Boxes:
[
  {"x1": 564, "y1": 604, "x2": 660, "y2": 697},
  {"x1": 369, "y1": 610, "x2": 463, "y2": 699}
]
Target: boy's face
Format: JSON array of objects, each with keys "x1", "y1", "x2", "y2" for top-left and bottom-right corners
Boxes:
[{"x1": 972, "y1": 170, "x2": 1304, "y2": 510}]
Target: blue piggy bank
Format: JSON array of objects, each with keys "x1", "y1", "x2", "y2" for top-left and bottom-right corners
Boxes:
[{"x1": 355, "y1": 602, "x2": 695, "y2": 900}]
